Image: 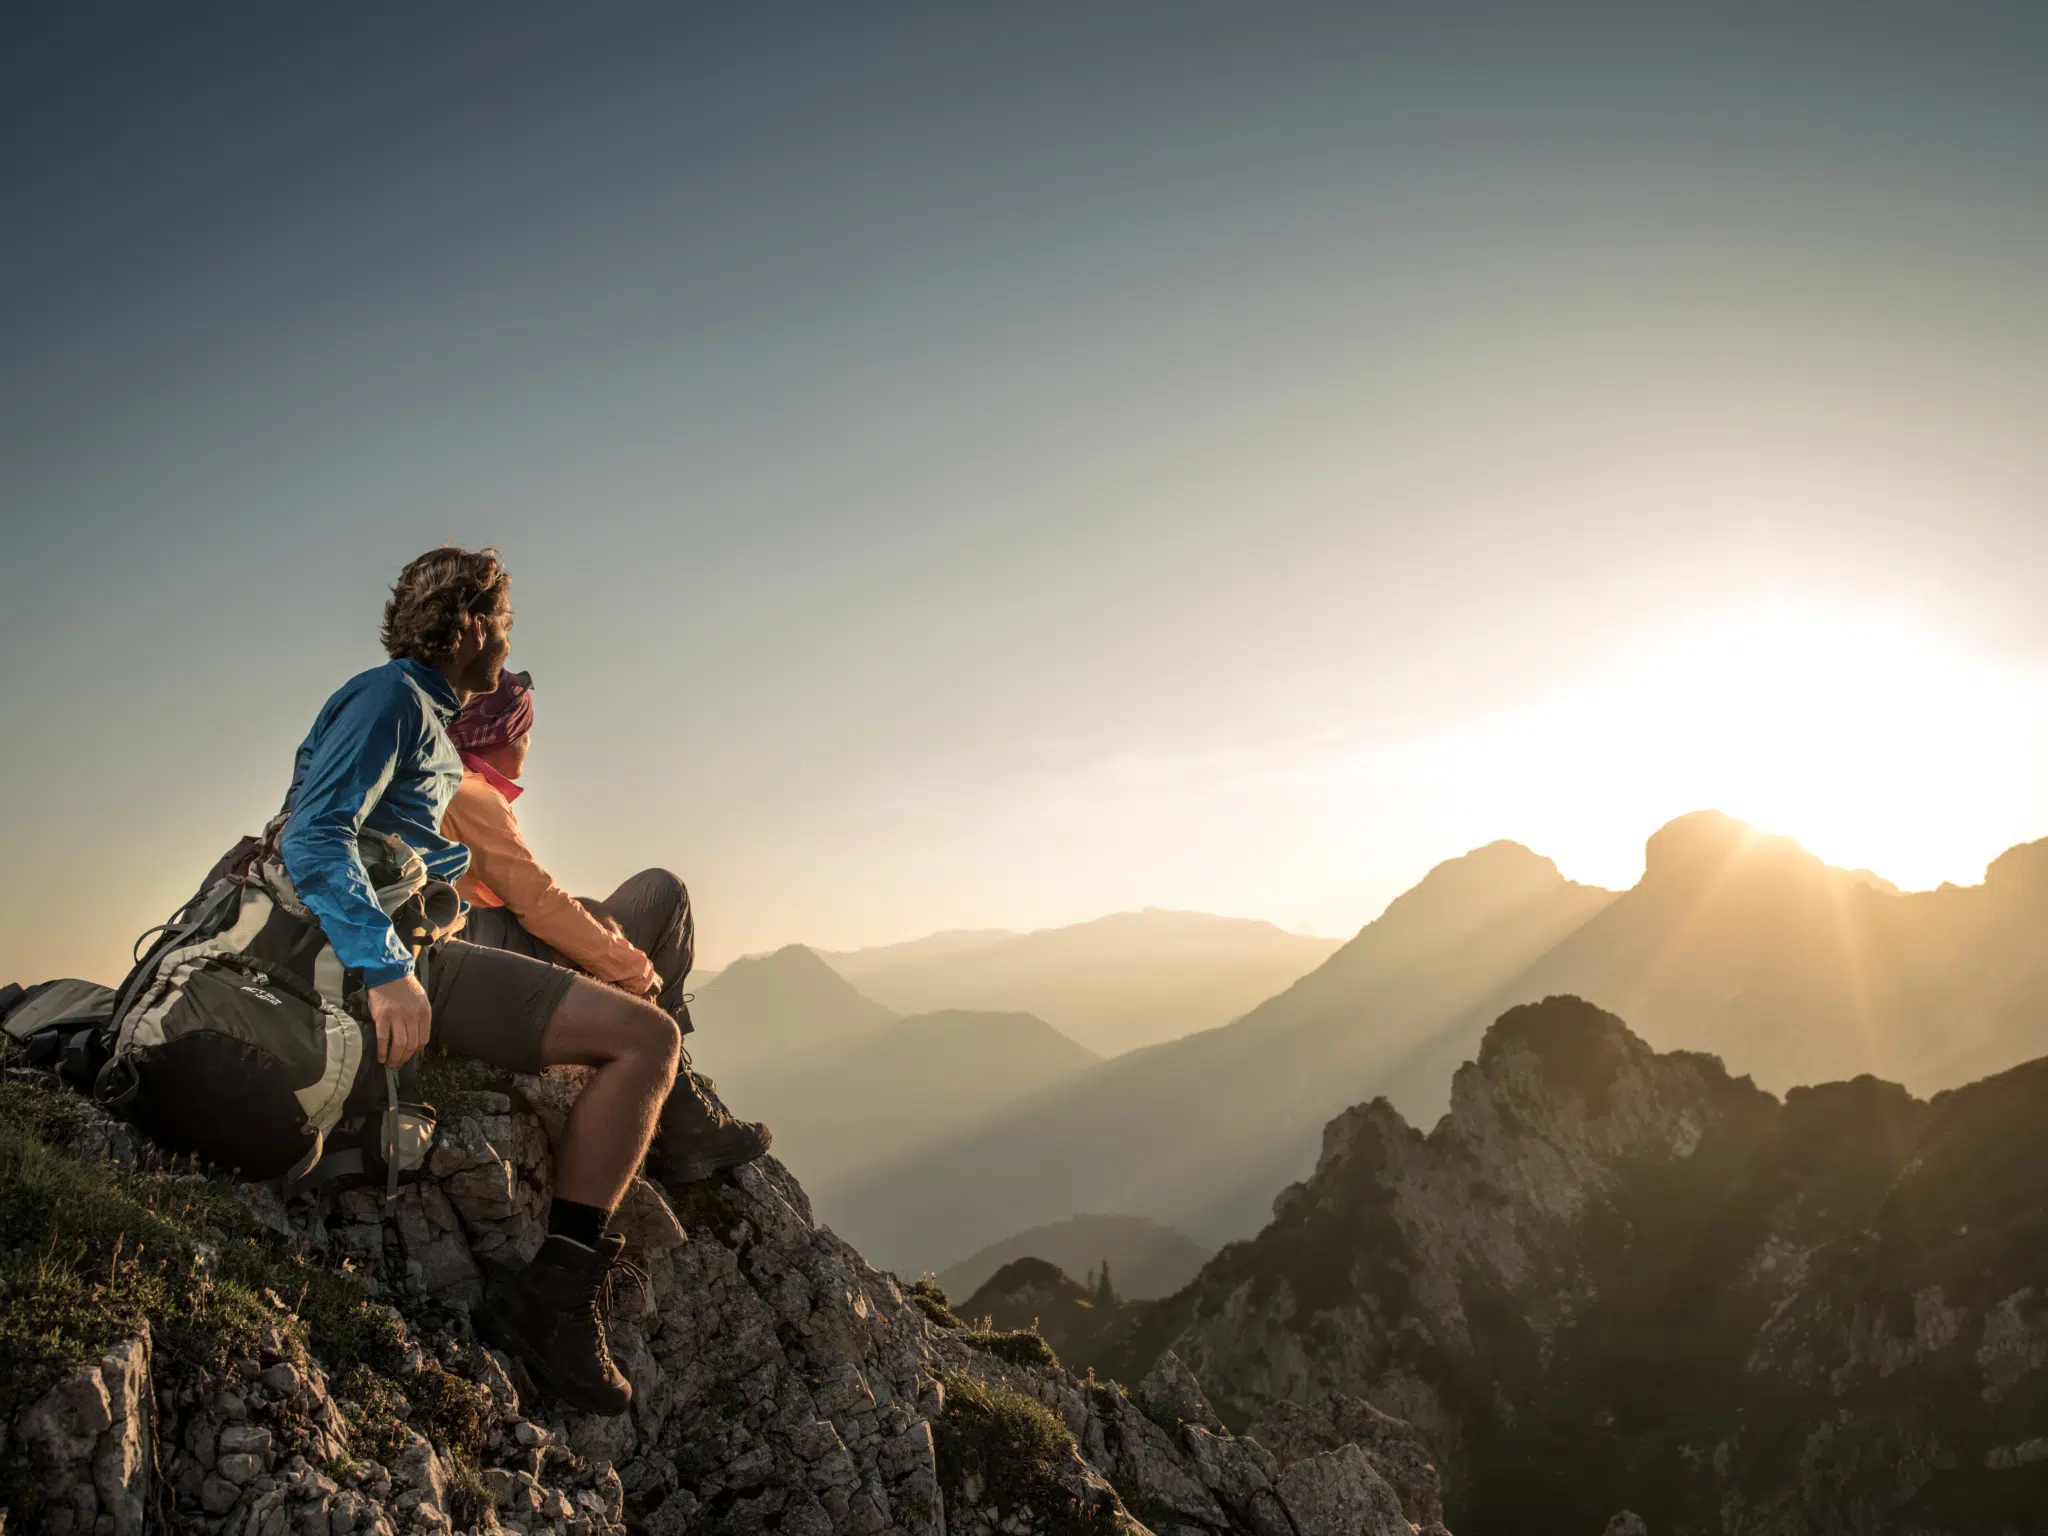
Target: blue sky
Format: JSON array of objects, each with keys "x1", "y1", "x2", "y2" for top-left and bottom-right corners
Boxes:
[{"x1": 4, "y1": 3, "x2": 2046, "y2": 980}]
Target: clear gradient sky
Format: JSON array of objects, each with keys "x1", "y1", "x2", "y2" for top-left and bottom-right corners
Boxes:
[{"x1": 4, "y1": 3, "x2": 2046, "y2": 983}]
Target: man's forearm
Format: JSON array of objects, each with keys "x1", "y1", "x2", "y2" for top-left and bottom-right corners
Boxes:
[{"x1": 281, "y1": 825, "x2": 414, "y2": 984}]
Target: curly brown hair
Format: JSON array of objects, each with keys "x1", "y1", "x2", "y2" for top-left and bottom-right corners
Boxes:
[{"x1": 381, "y1": 547, "x2": 508, "y2": 665}]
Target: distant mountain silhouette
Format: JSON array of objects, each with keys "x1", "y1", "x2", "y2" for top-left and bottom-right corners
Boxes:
[
  {"x1": 715, "y1": 1009, "x2": 1100, "y2": 1203},
  {"x1": 823, "y1": 814, "x2": 2048, "y2": 1273},
  {"x1": 936, "y1": 1213, "x2": 1212, "y2": 1303},
  {"x1": 951, "y1": 1257, "x2": 1144, "y2": 1377},
  {"x1": 1366, "y1": 810, "x2": 2048, "y2": 1117},
  {"x1": 685, "y1": 943, "x2": 897, "y2": 1079},
  {"x1": 822, "y1": 909, "x2": 1341, "y2": 1057},
  {"x1": 824, "y1": 840, "x2": 1612, "y2": 1269}
]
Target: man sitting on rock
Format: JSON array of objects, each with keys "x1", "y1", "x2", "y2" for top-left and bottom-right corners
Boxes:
[
  {"x1": 276, "y1": 545, "x2": 675, "y2": 1416},
  {"x1": 438, "y1": 666, "x2": 771, "y2": 1185}
]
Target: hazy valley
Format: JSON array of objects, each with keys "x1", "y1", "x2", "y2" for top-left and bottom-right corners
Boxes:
[
  {"x1": 820, "y1": 912, "x2": 1343, "y2": 1058},
  {"x1": 688, "y1": 812, "x2": 2048, "y2": 1289}
]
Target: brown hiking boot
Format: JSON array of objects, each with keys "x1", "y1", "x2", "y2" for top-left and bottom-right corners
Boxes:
[
  {"x1": 648, "y1": 1071, "x2": 772, "y2": 1187},
  {"x1": 479, "y1": 1234, "x2": 636, "y2": 1415}
]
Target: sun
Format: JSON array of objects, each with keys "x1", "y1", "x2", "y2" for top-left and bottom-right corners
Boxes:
[{"x1": 1513, "y1": 607, "x2": 2046, "y2": 891}]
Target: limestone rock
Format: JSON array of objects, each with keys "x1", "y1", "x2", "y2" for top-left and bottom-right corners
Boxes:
[
  {"x1": 1243, "y1": 1391, "x2": 1445, "y2": 1528},
  {"x1": 1091, "y1": 1380, "x2": 1229, "y2": 1526},
  {"x1": 11, "y1": 1333, "x2": 152, "y2": 1536},
  {"x1": 1184, "y1": 1424, "x2": 1293, "y2": 1536},
  {"x1": 6, "y1": 1058, "x2": 1460, "y2": 1536},
  {"x1": 1137, "y1": 1348, "x2": 1225, "y2": 1433},
  {"x1": 611, "y1": 1174, "x2": 688, "y2": 1258},
  {"x1": 1274, "y1": 1444, "x2": 1412, "y2": 1536}
]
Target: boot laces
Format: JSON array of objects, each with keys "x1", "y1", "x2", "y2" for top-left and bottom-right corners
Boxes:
[{"x1": 586, "y1": 1249, "x2": 651, "y2": 1343}]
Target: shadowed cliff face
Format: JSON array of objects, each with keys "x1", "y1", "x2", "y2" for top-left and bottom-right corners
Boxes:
[{"x1": 1130, "y1": 995, "x2": 2048, "y2": 1536}]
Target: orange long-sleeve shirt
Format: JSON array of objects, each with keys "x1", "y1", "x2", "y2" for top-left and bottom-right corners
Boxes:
[{"x1": 440, "y1": 763, "x2": 659, "y2": 995}]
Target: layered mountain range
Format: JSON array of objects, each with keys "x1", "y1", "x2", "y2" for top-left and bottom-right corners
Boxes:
[
  {"x1": 825, "y1": 813, "x2": 2048, "y2": 1272},
  {"x1": 713, "y1": 1007, "x2": 1099, "y2": 1206},
  {"x1": 821, "y1": 913, "x2": 1343, "y2": 1058},
  {"x1": 686, "y1": 943, "x2": 900, "y2": 1077},
  {"x1": 685, "y1": 947, "x2": 1103, "y2": 1206}
]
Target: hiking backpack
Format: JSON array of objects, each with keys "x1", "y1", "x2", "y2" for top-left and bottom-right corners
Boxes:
[
  {"x1": 87, "y1": 829, "x2": 461, "y2": 1188},
  {"x1": 1, "y1": 977, "x2": 119, "y2": 1088}
]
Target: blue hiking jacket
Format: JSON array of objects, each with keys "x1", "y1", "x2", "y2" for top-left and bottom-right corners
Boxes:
[{"x1": 279, "y1": 658, "x2": 471, "y2": 987}]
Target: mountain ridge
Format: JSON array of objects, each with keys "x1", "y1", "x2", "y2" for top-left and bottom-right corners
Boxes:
[
  {"x1": 1112, "y1": 993, "x2": 2048, "y2": 1534},
  {"x1": 822, "y1": 813, "x2": 2048, "y2": 1272},
  {"x1": 820, "y1": 909, "x2": 1344, "y2": 1058},
  {"x1": 1375, "y1": 809, "x2": 2048, "y2": 1113},
  {"x1": 710, "y1": 1006, "x2": 1100, "y2": 1206},
  {"x1": 937, "y1": 1213, "x2": 1212, "y2": 1304},
  {"x1": 686, "y1": 942, "x2": 898, "y2": 1079},
  {"x1": 824, "y1": 837, "x2": 1613, "y2": 1266}
]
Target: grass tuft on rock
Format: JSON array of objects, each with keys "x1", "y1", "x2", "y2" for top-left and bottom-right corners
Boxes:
[
  {"x1": 413, "y1": 1053, "x2": 519, "y2": 1117},
  {"x1": 961, "y1": 1325, "x2": 1060, "y2": 1368},
  {"x1": 0, "y1": 1072, "x2": 490, "y2": 1518},
  {"x1": 933, "y1": 1370, "x2": 1118, "y2": 1536},
  {"x1": 904, "y1": 1276, "x2": 966, "y2": 1330}
]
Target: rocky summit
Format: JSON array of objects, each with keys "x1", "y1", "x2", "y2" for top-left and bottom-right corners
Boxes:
[
  {"x1": 8, "y1": 995, "x2": 2046, "y2": 1536},
  {"x1": 0, "y1": 1055, "x2": 1450, "y2": 1536},
  {"x1": 1122, "y1": 995, "x2": 2048, "y2": 1535}
]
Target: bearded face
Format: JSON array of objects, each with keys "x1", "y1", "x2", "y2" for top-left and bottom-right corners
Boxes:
[{"x1": 456, "y1": 596, "x2": 513, "y2": 695}]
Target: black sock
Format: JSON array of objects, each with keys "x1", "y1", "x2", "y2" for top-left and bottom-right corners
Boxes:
[{"x1": 548, "y1": 1198, "x2": 608, "y2": 1248}]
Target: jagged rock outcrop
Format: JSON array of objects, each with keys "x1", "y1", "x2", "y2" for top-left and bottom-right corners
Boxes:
[
  {"x1": 1240, "y1": 1396, "x2": 1445, "y2": 1531},
  {"x1": 1142, "y1": 995, "x2": 2048, "y2": 1536},
  {"x1": 3, "y1": 1061, "x2": 1452, "y2": 1536},
  {"x1": 8, "y1": 1334, "x2": 155, "y2": 1536}
]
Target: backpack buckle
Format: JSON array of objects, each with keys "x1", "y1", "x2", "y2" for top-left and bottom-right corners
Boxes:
[
  {"x1": 377, "y1": 1065, "x2": 438, "y2": 1204},
  {"x1": 91, "y1": 1054, "x2": 140, "y2": 1111}
]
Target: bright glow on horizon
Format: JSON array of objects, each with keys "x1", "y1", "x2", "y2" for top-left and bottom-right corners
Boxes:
[
  {"x1": 1436, "y1": 606, "x2": 2045, "y2": 895},
  {"x1": 880, "y1": 603, "x2": 2048, "y2": 961}
]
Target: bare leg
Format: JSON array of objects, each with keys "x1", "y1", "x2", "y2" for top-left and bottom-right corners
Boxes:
[{"x1": 536, "y1": 975, "x2": 679, "y2": 1212}]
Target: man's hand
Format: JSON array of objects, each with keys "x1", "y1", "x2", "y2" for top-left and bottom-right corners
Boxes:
[{"x1": 367, "y1": 974, "x2": 433, "y2": 1067}]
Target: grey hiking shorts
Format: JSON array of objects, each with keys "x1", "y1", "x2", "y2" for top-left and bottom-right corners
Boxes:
[
  {"x1": 423, "y1": 938, "x2": 577, "y2": 1075},
  {"x1": 460, "y1": 868, "x2": 696, "y2": 1032}
]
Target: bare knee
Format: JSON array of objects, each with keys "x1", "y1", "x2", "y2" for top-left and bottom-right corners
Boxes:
[
  {"x1": 620, "y1": 996, "x2": 681, "y2": 1079},
  {"x1": 540, "y1": 978, "x2": 681, "y2": 1081}
]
